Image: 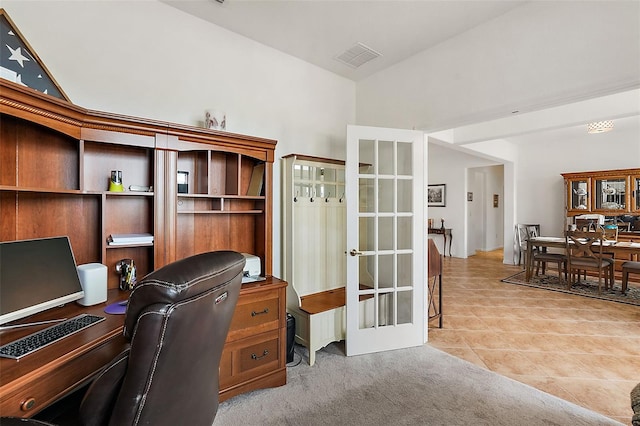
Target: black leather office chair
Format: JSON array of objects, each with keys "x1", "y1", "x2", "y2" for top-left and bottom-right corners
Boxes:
[{"x1": 3, "y1": 250, "x2": 245, "y2": 426}]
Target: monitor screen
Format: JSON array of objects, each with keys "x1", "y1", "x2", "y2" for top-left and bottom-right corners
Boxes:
[{"x1": 0, "y1": 236, "x2": 84, "y2": 325}]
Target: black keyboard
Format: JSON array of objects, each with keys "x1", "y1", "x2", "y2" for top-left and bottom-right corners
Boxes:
[{"x1": 0, "y1": 314, "x2": 105, "y2": 360}]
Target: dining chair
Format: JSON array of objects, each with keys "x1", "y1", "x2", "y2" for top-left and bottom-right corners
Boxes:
[
  {"x1": 565, "y1": 230, "x2": 615, "y2": 294},
  {"x1": 533, "y1": 250, "x2": 567, "y2": 283},
  {"x1": 513, "y1": 224, "x2": 540, "y2": 266},
  {"x1": 599, "y1": 224, "x2": 619, "y2": 242},
  {"x1": 622, "y1": 261, "x2": 640, "y2": 294}
]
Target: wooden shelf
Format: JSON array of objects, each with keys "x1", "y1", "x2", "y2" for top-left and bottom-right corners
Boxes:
[
  {"x1": 177, "y1": 193, "x2": 264, "y2": 200},
  {"x1": 0, "y1": 185, "x2": 95, "y2": 195},
  {"x1": 177, "y1": 210, "x2": 263, "y2": 215},
  {"x1": 106, "y1": 243, "x2": 154, "y2": 249},
  {"x1": 104, "y1": 191, "x2": 154, "y2": 196}
]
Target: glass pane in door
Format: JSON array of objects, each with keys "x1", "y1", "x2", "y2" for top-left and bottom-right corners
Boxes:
[
  {"x1": 378, "y1": 179, "x2": 394, "y2": 213},
  {"x1": 397, "y1": 290, "x2": 413, "y2": 325},
  {"x1": 397, "y1": 142, "x2": 412, "y2": 176},
  {"x1": 378, "y1": 140, "x2": 395, "y2": 175},
  {"x1": 397, "y1": 217, "x2": 412, "y2": 250},
  {"x1": 397, "y1": 179, "x2": 412, "y2": 213},
  {"x1": 359, "y1": 178, "x2": 375, "y2": 213},
  {"x1": 378, "y1": 217, "x2": 394, "y2": 251},
  {"x1": 357, "y1": 137, "x2": 416, "y2": 331},
  {"x1": 378, "y1": 254, "x2": 394, "y2": 289}
]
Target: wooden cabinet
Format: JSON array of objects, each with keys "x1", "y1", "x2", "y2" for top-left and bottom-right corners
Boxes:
[
  {"x1": 219, "y1": 278, "x2": 287, "y2": 401},
  {"x1": 632, "y1": 174, "x2": 640, "y2": 213},
  {"x1": 0, "y1": 79, "x2": 285, "y2": 399},
  {"x1": 562, "y1": 169, "x2": 640, "y2": 216}
]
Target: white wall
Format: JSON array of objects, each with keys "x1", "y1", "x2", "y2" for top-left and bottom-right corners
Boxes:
[
  {"x1": 2, "y1": 1, "x2": 356, "y2": 278},
  {"x1": 514, "y1": 130, "x2": 640, "y2": 238},
  {"x1": 427, "y1": 142, "x2": 501, "y2": 257},
  {"x1": 357, "y1": 1, "x2": 640, "y2": 131},
  {"x1": 483, "y1": 166, "x2": 504, "y2": 251},
  {"x1": 359, "y1": 1, "x2": 640, "y2": 264}
]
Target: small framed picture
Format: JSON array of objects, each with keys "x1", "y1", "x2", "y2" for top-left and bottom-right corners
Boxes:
[
  {"x1": 428, "y1": 184, "x2": 446, "y2": 207},
  {"x1": 493, "y1": 194, "x2": 499, "y2": 208},
  {"x1": 467, "y1": 192, "x2": 473, "y2": 202}
]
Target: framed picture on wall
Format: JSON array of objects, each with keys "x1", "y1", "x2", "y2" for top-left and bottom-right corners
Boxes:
[{"x1": 428, "y1": 184, "x2": 446, "y2": 207}]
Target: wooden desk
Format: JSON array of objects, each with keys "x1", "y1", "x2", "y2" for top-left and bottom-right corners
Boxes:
[
  {"x1": 0, "y1": 290, "x2": 128, "y2": 418},
  {"x1": 428, "y1": 228, "x2": 453, "y2": 257},
  {"x1": 525, "y1": 237, "x2": 640, "y2": 282},
  {"x1": 1, "y1": 279, "x2": 289, "y2": 418}
]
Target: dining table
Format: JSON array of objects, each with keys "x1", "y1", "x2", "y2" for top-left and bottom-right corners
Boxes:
[{"x1": 525, "y1": 236, "x2": 640, "y2": 282}]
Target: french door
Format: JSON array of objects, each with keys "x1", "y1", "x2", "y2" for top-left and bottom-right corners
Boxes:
[{"x1": 345, "y1": 125, "x2": 426, "y2": 357}]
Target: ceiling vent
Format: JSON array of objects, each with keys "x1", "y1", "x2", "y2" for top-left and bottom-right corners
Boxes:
[{"x1": 335, "y1": 42, "x2": 382, "y2": 68}]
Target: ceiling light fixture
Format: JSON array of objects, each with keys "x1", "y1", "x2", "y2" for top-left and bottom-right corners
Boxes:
[{"x1": 587, "y1": 120, "x2": 614, "y2": 134}]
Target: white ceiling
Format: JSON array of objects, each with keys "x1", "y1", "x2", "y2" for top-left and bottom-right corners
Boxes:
[
  {"x1": 163, "y1": 0, "x2": 639, "y2": 144},
  {"x1": 162, "y1": 0, "x2": 527, "y2": 82}
]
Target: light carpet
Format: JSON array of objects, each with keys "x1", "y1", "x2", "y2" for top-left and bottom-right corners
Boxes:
[
  {"x1": 502, "y1": 270, "x2": 640, "y2": 307},
  {"x1": 214, "y1": 342, "x2": 622, "y2": 426}
]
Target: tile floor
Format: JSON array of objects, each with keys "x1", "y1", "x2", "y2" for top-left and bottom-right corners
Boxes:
[{"x1": 427, "y1": 249, "x2": 640, "y2": 425}]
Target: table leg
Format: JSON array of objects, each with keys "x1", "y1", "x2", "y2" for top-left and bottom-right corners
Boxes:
[
  {"x1": 525, "y1": 242, "x2": 533, "y2": 282},
  {"x1": 438, "y1": 274, "x2": 443, "y2": 328},
  {"x1": 442, "y1": 233, "x2": 447, "y2": 257},
  {"x1": 448, "y1": 231, "x2": 452, "y2": 257}
]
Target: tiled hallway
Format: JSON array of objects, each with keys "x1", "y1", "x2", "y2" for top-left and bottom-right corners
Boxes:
[{"x1": 428, "y1": 250, "x2": 640, "y2": 425}]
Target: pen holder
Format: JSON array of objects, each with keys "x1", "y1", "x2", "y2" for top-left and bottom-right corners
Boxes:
[{"x1": 115, "y1": 258, "x2": 137, "y2": 291}]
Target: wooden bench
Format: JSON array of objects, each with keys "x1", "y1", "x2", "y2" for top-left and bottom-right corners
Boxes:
[
  {"x1": 291, "y1": 286, "x2": 375, "y2": 366},
  {"x1": 289, "y1": 287, "x2": 346, "y2": 366},
  {"x1": 300, "y1": 288, "x2": 345, "y2": 315}
]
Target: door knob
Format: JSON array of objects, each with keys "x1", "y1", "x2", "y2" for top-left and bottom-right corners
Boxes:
[{"x1": 350, "y1": 249, "x2": 363, "y2": 256}]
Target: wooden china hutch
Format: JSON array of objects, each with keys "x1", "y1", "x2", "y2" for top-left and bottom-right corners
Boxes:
[
  {"x1": 0, "y1": 78, "x2": 287, "y2": 404},
  {"x1": 562, "y1": 168, "x2": 640, "y2": 274}
]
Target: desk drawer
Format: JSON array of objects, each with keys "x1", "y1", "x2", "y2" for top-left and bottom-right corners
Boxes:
[
  {"x1": 227, "y1": 288, "x2": 281, "y2": 341},
  {"x1": 219, "y1": 329, "x2": 281, "y2": 389},
  {"x1": 0, "y1": 339, "x2": 126, "y2": 418}
]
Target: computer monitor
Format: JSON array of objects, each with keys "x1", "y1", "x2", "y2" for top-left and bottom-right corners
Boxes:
[{"x1": 0, "y1": 236, "x2": 85, "y2": 326}]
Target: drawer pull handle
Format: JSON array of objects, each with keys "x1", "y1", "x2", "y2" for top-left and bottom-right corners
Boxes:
[
  {"x1": 21, "y1": 397, "x2": 36, "y2": 411},
  {"x1": 251, "y1": 349, "x2": 269, "y2": 360},
  {"x1": 251, "y1": 308, "x2": 269, "y2": 317}
]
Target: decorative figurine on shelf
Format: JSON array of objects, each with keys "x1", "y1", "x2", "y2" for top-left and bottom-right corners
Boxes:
[
  {"x1": 441, "y1": 218, "x2": 445, "y2": 229},
  {"x1": 205, "y1": 110, "x2": 226, "y2": 131},
  {"x1": 109, "y1": 170, "x2": 124, "y2": 192}
]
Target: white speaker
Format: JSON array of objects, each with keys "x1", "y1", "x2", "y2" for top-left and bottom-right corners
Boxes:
[{"x1": 77, "y1": 263, "x2": 108, "y2": 306}]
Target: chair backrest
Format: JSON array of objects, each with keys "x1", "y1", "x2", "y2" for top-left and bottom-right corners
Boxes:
[
  {"x1": 427, "y1": 238, "x2": 442, "y2": 278},
  {"x1": 565, "y1": 230, "x2": 606, "y2": 260},
  {"x1": 515, "y1": 224, "x2": 540, "y2": 248},
  {"x1": 79, "y1": 250, "x2": 245, "y2": 426},
  {"x1": 575, "y1": 218, "x2": 598, "y2": 232},
  {"x1": 598, "y1": 225, "x2": 619, "y2": 242}
]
